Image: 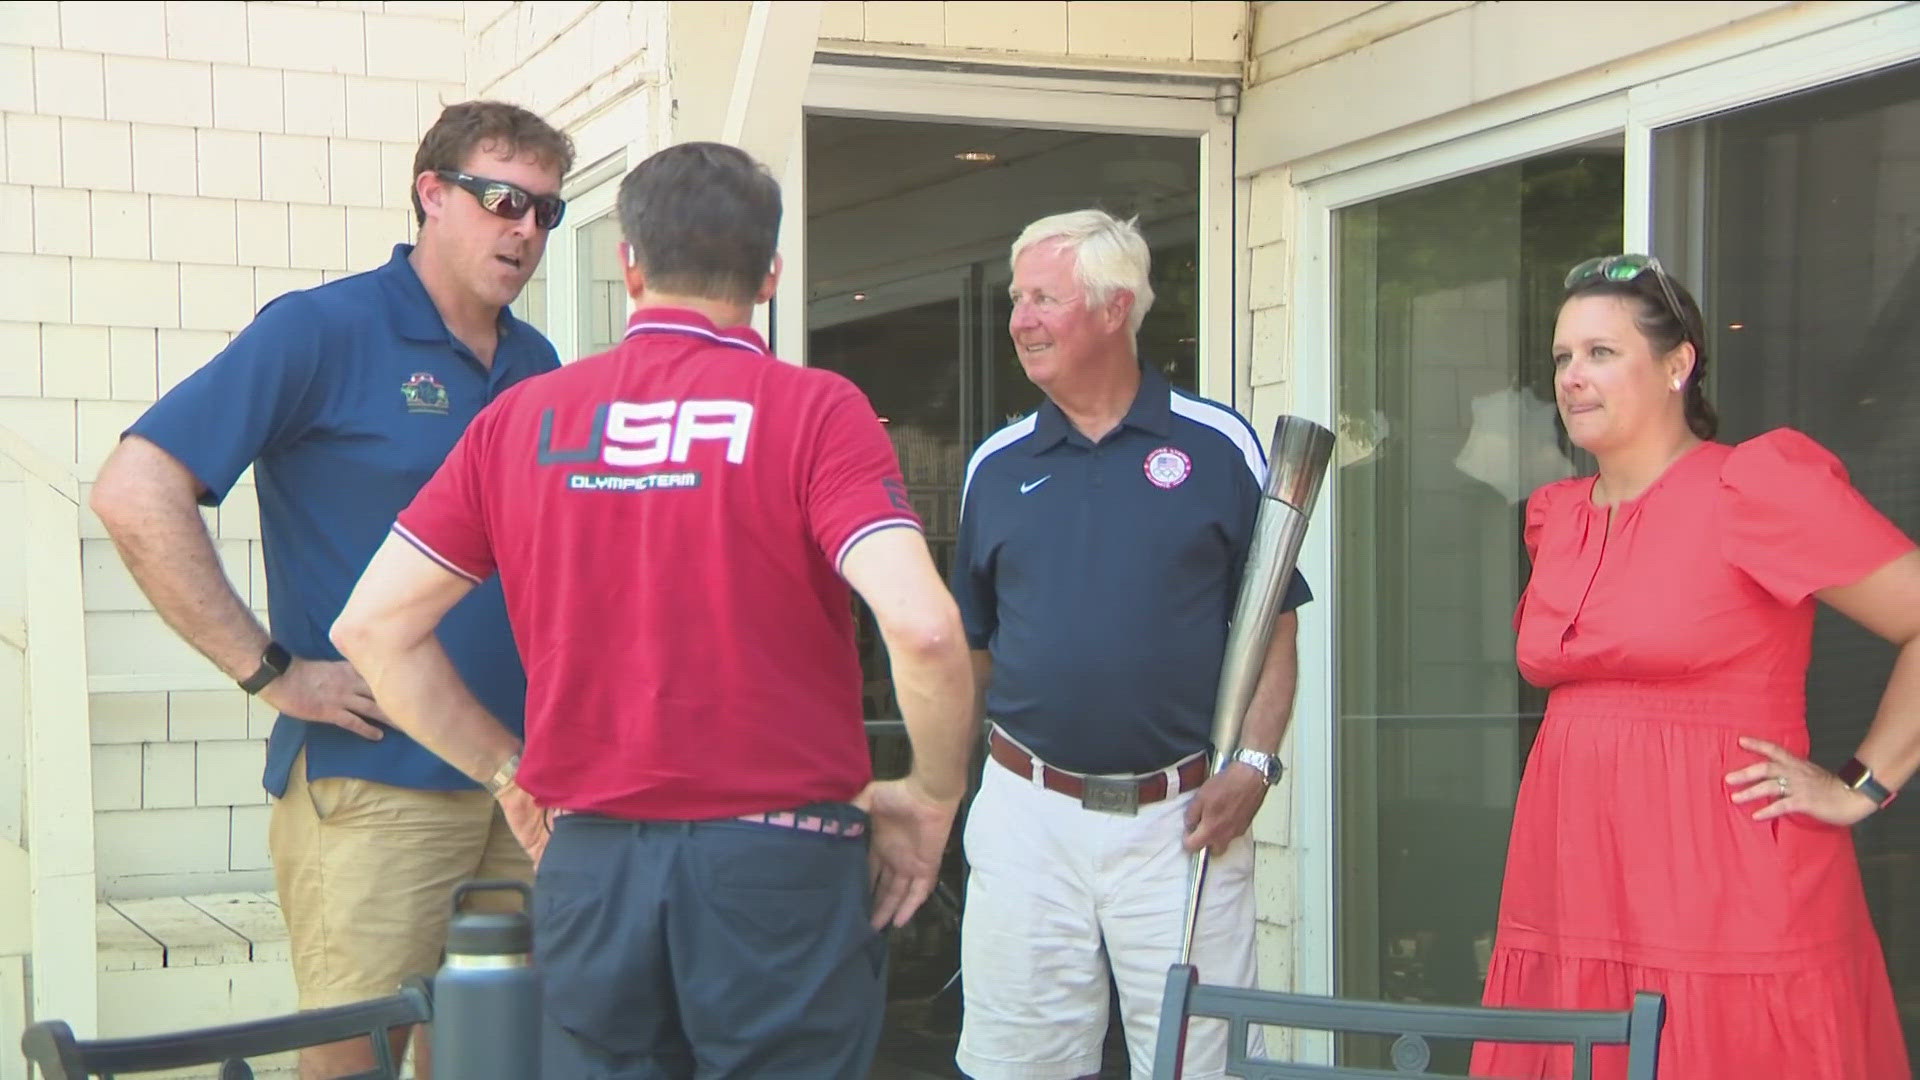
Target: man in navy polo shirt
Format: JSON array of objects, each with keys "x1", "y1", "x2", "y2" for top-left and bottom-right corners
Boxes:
[
  {"x1": 90, "y1": 101, "x2": 573, "y2": 1079},
  {"x1": 951, "y1": 210, "x2": 1312, "y2": 1080},
  {"x1": 331, "y1": 142, "x2": 977, "y2": 1076}
]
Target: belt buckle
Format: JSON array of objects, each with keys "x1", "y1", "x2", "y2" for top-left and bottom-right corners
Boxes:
[{"x1": 1080, "y1": 775, "x2": 1140, "y2": 816}]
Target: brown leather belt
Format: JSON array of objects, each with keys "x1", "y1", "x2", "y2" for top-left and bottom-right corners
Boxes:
[{"x1": 987, "y1": 728, "x2": 1209, "y2": 815}]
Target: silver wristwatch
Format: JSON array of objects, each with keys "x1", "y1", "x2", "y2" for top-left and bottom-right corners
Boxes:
[
  {"x1": 1232, "y1": 747, "x2": 1284, "y2": 786},
  {"x1": 483, "y1": 752, "x2": 521, "y2": 796}
]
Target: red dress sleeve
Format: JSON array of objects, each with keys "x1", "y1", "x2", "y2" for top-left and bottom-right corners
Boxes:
[
  {"x1": 1514, "y1": 478, "x2": 1572, "y2": 634},
  {"x1": 1718, "y1": 428, "x2": 1915, "y2": 605},
  {"x1": 1522, "y1": 477, "x2": 1568, "y2": 562}
]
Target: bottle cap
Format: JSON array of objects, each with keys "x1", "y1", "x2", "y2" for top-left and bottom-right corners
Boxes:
[{"x1": 445, "y1": 911, "x2": 532, "y2": 956}]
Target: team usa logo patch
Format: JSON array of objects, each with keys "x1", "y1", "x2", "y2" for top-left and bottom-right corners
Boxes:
[
  {"x1": 1144, "y1": 446, "x2": 1192, "y2": 489},
  {"x1": 400, "y1": 372, "x2": 450, "y2": 415}
]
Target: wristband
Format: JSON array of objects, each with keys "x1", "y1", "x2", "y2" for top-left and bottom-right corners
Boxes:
[{"x1": 238, "y1": 642, "x2": 290, "y2": 696}]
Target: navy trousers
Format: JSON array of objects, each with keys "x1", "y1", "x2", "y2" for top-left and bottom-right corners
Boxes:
[{"x1": 535, "y1": 807, "x2": 887, "y2": 1078}]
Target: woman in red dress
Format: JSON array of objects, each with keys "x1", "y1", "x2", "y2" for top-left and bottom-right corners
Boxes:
[{"x1": 1471, "y1": 255, "x2": 1920, "y2": 1079}]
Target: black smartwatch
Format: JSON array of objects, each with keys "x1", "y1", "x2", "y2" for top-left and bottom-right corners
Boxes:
[
  {"x1": 1836, "y1": 757, "x2": 1896, "y2": 811},
  {"x1": 238, "y1": 641, "x2": 291, "y2": 695}
]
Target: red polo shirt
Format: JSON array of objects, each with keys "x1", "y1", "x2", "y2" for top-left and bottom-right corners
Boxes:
[{"x1": 394, "y1": 308, "x2": 921, "y2": 820}]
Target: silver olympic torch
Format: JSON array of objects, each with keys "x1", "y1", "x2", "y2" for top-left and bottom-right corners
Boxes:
[{"x1": 1178, "y1": 414, "x2": 1334, "y2": 966}]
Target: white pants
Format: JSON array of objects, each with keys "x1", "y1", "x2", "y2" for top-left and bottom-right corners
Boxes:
[{"x1": 957, "y1": 755, "x2": 1261, "y2": 1080}]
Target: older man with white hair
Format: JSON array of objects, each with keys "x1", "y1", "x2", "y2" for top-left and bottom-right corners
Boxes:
[{"x1": 949, "y1": 209, "x2": 1312, "y2": 1079}]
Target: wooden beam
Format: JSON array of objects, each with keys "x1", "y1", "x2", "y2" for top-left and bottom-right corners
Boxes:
[
  {"x1": 721, "y1": 0, "x2": 821, "y2": 178},
  {"x1": 24, "y1": 477, "x2": 98, "y2": 1033}
]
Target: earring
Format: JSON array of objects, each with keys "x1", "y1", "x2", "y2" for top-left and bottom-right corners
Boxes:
[{"x1": 1671, "y1": 380, "x2": 1683, "y2": 391}]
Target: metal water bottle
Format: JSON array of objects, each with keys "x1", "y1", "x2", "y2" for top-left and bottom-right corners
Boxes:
[{"x1": 432, "y1": 880, "x2": 540, "y2": 1080}]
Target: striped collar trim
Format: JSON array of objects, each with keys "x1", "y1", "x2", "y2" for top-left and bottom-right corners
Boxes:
[{"x1": 623, "y1": 308, "x2": 767, "y2": 355}]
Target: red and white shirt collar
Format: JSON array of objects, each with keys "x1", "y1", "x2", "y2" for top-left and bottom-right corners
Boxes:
[{"x1": 623, "y1": 308, "x2": 768, "y2": 355}]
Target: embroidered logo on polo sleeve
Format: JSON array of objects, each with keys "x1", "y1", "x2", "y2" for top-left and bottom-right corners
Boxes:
[
  {"x1": 1144, "y1": 446, "x2": 1192, "y2": 489},
  {"x1": 401, "y1": 372, "x2": 450, "y2": 415}
]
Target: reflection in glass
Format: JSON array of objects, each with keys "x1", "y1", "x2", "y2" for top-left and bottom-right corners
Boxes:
[
  {"x1": 1656, "y1": 60, "x2": 1920, "y2": 1073},
  {"x1": 1334, "y1": 150, "x2": 1621, "y2": 1069}
]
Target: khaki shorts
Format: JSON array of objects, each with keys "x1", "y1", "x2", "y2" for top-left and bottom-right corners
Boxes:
[{"x1": 270, "y1": 750, "x2": 531, "y2": 1010}]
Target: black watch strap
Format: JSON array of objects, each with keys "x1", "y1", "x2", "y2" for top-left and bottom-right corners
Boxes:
[
  {"x1": 1837, "y1": 757, "x2": 1896, "y2": 810},
  {"x1": 239, "y1": 641, "x2": 291, "y2": 696}
]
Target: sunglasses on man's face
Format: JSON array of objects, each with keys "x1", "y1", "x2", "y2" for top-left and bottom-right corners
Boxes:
[
  {"x1": 1564, "y1": 253, "x2": 1691, "y2": 343},
  {"x1": 435, "y1": 170, "x2": 567, "y2": 230}
]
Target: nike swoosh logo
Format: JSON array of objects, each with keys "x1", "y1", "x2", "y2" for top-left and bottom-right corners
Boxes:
[{"x1": 1020, "y1": 476, "x2": 1051, "y2": 494}]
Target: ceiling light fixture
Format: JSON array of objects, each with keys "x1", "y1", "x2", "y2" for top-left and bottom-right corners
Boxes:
[
  {"x1": 851, "y1": 291, "x2": 868, "y2": 301},
  {"x1": 953, "y1": 150, "x2": 997, "y2": 163},
  {"x1": 1727, "y1": 322, "x2": 1746, "y2": 330}
]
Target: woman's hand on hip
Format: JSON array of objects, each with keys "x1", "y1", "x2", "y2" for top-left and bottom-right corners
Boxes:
[{"x1": 1726, "y1": 736, "x2": 1878, "y2": 827}]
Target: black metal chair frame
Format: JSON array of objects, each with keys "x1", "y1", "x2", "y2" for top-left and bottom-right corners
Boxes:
[
  {"x1": 1152, "y1": 964, "x2": 1666, "y2": 1080},
  {"x1": 20, "y1": 978, "x2": 433, "y2": 1080}
]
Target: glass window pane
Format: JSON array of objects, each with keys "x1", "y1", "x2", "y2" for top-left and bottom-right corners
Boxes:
[
  {"x1": 1334, "y1": 148, "x2": 1621, "y2": 1069},
  {"x1": 1655, "y1": 59, "x2": 1920, "y2": 1066},
  {"x1": 577, "y1": 212, "x2": 627, "y2": 357},
  {"x1": 511, "y1": 253, "x2": 547, "y2": 335}
]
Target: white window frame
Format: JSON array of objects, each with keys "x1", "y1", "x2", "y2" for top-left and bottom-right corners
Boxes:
[
  {"x1": 1621, "y1": 3, "x2": 1920, "y2": 251},
  {"x1": 527, "y1": 153, "x2": 627, "y2": 362},
  {"x1": 1282, "y1": 0, "x2": 1920, "y2": 1043},
  {"x1": 782, "y1": 60, "x2": 1241, "y2": 407}
]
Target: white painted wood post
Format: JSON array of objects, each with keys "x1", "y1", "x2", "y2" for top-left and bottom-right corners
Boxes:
[{"x1": 0, "y1": 428, "x2": 101, "y2": 1042}]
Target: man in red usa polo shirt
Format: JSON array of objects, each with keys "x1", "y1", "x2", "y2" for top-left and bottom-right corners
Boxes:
[{"x1": 331, "y1": 141, "x2": 977, "y2": 1077}]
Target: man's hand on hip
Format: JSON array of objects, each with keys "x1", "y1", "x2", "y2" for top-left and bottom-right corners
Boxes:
[
  {"x1": 1182, "y1": 764, "x2": 1269, "y2": 856},
  {"x1": 257, "y1": 658, "x2": 389, "y2": 740},
  {"x1": 857, "y1": 779, "x2": 961, "y2": 930},
  {"x1": 497, "y1": 783, "x2": 548, "y2": 866}
]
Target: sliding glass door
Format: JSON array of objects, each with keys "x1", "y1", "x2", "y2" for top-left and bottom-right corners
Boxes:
[{"x1": 1333, "y1": 147, "x2": 1622, "y2": 1070}]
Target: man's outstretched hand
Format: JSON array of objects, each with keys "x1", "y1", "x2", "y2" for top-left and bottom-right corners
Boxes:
[{"x1": 858, "y1": 778, "x2": 962, "y2": 930}]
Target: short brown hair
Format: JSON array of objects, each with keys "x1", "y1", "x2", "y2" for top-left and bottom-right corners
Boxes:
[
  {"x1": 618, "y1": 142, "x2": 781, "y2": 305},
  {"x1": 410, "y1": 100, "x2": 576, "y2": 225}
]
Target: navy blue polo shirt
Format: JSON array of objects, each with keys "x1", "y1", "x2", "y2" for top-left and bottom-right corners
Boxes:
[
  {"x1": 950, "y1": 366, "x2": 1312, "y2": 775},
  {"x1": 126, "y1": 244, "x2": 558, "y2": 796}
]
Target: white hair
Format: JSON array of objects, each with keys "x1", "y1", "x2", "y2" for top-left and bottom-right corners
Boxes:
[{"x1": 1010, "y1": 209, "x2": 1155, "y2": 334}]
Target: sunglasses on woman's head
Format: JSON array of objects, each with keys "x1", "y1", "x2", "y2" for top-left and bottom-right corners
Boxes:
[
  {"x1": 1564, "y1": 253, "x2": 1691, "y2": 343},
  {"x1": 435, "y1": 170, "x2": 567, "y2": 230}
]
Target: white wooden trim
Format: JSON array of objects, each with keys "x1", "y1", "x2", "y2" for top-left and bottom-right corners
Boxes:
[
  {"x1": 1299, "y1": 95, "x2": 1629, "y2": 214},
  {"x1": 0, "y1": 427, "x2": 79, "y2": 499},
  {"x1": 1626, "y1": 3, "x2": 1920, "y2": 130},
  {"x1": 1623, "y1": 118, "x2": 1655, "y2": 253},
  {"x1": 1231, "y1": 170, "x2": 1254, "y2": 418},
  {"x1": 1627, "y1": 2, "x2": 1920, "y2": 256},
  {"x1": 772, "y1": 124, "x2": 807, "y2": 361},
  {"x1": 1285, "y1": 179, "x2": 1336, "y2": 1021},
  {"x1": 724, "y1": 1, "x2": 823, "y2": 179},
  {"x1": 24, "y1": 479, "x2": 98, "y2": 1034},
  {"x1": 1197, "y1": 112, "x2": 1236, "y2": 409},
  {"x1": 805, "y1": 63, "x2": 1221, "y2": 136},
  {"x1": 1264, "y1": 1, "x2": 1909, "y2": 187},
  {"x1": 814, "y1": 44, "x2": 1241, "y2": 84}
]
